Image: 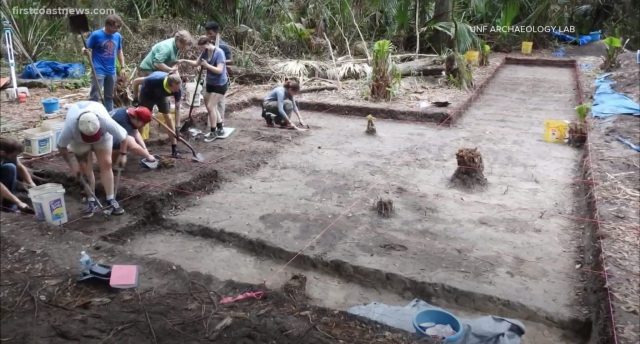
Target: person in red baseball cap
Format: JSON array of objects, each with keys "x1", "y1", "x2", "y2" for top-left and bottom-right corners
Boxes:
[{"x1": 109, "y1": 106, "x2": 157, "y2": 168}]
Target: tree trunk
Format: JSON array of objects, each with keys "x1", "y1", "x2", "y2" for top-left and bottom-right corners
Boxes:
[
  {"x1": 227, "y1": 66, "x2": 274, "y2": 84},
  {"x1": 431, "y1": 0, "x2": 453, "y2": 53},
  {"x1": 396, "y1": 58, "x2": 444, "y2": 77}
]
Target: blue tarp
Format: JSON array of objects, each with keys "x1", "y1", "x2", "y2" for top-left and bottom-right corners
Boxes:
[
  {"x1": 551, "y1": 31, "x2": 600, "y2": 46},
  {"x1": 592, "y1": 73, "x2": 640, "y2": 117},
  {"x1": 21, "y1": 61, "x2": 85, "y2": 79}
]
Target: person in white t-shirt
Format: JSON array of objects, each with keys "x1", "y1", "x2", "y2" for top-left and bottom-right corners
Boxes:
[{"x1": 57, "y1": 101, "x2": 129, "y2": 217}]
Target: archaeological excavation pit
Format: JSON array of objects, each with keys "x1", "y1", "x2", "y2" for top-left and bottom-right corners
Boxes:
[{"x1": 3, "y1": 59, "x2": 603, "y2": 344}]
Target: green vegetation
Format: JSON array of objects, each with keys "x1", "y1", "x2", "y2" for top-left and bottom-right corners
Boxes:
[
  {"x1": 575, "y1": 103, "x2": 591, "y2": 122},
  {"x1": 0, "y1": 0, "x2": 637, "y2": 81},
  {"x1": 0, "y1": 0, "x2": 64, "y2": 61},
  {"x1": 370, "y1": 39, "x2": 399, "y2": 100},
  {"x1": 601, "y1": 36, "x2": 622, "y2": 71},
  {"x1": 480, "y1": 43, "x2": 491, "y2": 66}
]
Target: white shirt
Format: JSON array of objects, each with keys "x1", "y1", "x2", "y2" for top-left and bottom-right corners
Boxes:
[{"x1": 57, "y1": 101, "x2": 127, "y2": 148}]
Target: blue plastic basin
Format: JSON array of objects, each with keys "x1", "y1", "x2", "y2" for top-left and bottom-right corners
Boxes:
[
  {"x1": 42, "y1": 98, "x2": 59, "y2": 114},
  {"x1": 413, "y1": 309, "x2": 464, "y2": 343}
]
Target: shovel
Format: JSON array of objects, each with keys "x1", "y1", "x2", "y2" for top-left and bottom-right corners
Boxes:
[
  {"x1": 113, "y1": 168, "x2": 122, "y2": 199},
  {"x1": 152, "y1": 117, "x2": 205, "y2": 162},
  {"x1": 68, "y1": 14, "x2": 103, "y2": 103},
  {"x1": 179, "y1": 67, "x2": 203, "y2": 133}
]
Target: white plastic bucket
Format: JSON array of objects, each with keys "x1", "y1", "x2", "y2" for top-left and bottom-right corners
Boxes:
[
  {"x1": 42, "y1": 118, "x2": 65, "y2": 151},
  {"x1": 28, "y1": 183, "x2": 68, "y2": 225},
  {"x1": 185, "y1": 82, "x2": 203, "y2": 106},
  {"x1": 23, "y1": 128, "x2": 52, "y2": 156}
]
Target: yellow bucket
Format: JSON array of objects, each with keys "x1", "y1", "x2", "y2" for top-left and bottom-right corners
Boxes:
[
  {"x1": 139, "y1": 123, "x2": 150, "y2": 141},
  {"x1": 543, "y1": 119, "x2": 569, "y2": 143},
  {"x1": 521, "y1": 41, "x2": 533, "y2": 55},
  {"x1": 465, "y1": 50, "x2": 479, "y2": 65}
]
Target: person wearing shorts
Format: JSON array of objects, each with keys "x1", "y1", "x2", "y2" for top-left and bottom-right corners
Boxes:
[
  {"x1": 131, "y1": 72, "x2": 182, "y2": 157},
  {"x1": 181, "y1": 36, "x2": 228, "y2": 142},
  {"x1": 57, "y1": 101, "x2": 129, "y2": 216},
  {"x1": 204, "y1": 21, "x2": 232, "y2": 125}
]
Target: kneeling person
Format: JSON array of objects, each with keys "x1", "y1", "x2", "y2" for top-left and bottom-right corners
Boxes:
[
  {"x1": 262, "y1": 78, "x2": 301, "y2": 129},
  {"x1": 110, "y1": 106, "x2": 156, "y2": 166},
  {"x1": 57, "y1": 101, "x2": 129, "y2": 216}
]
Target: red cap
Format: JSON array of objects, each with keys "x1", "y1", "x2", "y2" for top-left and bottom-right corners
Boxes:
[{"x1": 130, "y1": 106, "x2": 152, "y2": 124}]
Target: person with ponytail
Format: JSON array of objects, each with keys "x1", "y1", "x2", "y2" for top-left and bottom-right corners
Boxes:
[
  {"x1": 180, "y1": 35, "x2": 229, "y2": 142},
  {"x1": 262, "y1": 78, "x2": 301, "y2": 129}
]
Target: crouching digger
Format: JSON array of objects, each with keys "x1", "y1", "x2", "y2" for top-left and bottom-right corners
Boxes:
[
  {"x1": 262, "y1": 78, "x2": 303, "y2": 129},
  {"x1": 57, "y1": 101, "x2": 129, "y2": 217},
  {"x1": 110, "y1": 106, "x2": 157, "y2": 168},
  {"x1": 0, "y1": 137, "x2": 35, "y2": 214}
]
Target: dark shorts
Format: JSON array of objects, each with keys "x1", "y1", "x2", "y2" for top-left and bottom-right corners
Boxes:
[
  {"x1": 206, "y1": 83, "x2": 228, "y2": 95},
  {"x1": 140, "y1": 93, "x2": 170, "y2": 114}
]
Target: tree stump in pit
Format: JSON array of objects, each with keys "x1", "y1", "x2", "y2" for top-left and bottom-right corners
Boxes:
[
  {"x1": 282, "y1": 274, "x2": 307, "y2": 304},
  {"x1": 375, "y1": 198, "x2": 394, "y2": 218},
  {"x1": 568, "y1": 122, "x2": 587, "y2": 147},
  {"x1": 450, "y1": 148, "x2": 487, "y2": 190}
]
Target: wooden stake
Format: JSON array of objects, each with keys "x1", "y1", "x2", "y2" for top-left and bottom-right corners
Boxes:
[{"x1": 415, "y1": 0, "x2": 420, "y2": 57}]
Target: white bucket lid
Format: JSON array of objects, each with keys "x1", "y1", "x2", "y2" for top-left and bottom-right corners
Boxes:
[{"x1": 28, "y1": 183, "x2": 65, "y2": 197}]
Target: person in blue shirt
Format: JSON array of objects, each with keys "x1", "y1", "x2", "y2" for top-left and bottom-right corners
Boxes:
[
  {"x1": 109, "y1": 106, "x2": 156, "y2": 165},
  {"x1": 83, "y1": 15, "x2": 125, "y2": 112},
  {"x1": 181, "y1": 36, "x2": 228, "y2": 142}
]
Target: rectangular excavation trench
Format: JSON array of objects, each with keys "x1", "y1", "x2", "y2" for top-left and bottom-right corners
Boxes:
[
  {"x1": 118, "y1": 223, "x2": 576, "y2": 343},
  {"x1": 114, "y1": 63, "x2": 591, "y2": 342}
]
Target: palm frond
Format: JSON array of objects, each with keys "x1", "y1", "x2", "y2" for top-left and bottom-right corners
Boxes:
[
  {"x1": 432, "y1": 20, "x2": 481, "y2": 53},
  {"x1": 273, "y1": 60, "x2": 329, "y2": 81},
  {"x1": 327, "y1": 61, "x2": 372, "y2": 80}
]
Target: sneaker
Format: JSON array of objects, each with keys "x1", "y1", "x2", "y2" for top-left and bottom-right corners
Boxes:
[
  {"x1": 215, "y1": 127, "x2": 225, "y2": 137},
  {"x1": 105, "y1": 199, "x2": 125, "y2": 216},
  {"x1": 171, "y1": 151, "x2": 182, "y2": 159},
  {"x1": 204, "y1": 130, "x2": 218, "y2": 143},
  {"x1": 82, "y1": 200, "x2": 99, "y2": 218}
]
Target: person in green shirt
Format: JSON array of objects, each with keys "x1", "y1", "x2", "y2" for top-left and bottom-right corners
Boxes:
[{"x1": 138, "y1": 30, "x2": 193, "y2": 76}]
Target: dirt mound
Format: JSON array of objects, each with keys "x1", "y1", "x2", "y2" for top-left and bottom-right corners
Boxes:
[{"x1": 450, "y1": 148, "x2": 488, "y2": 190}]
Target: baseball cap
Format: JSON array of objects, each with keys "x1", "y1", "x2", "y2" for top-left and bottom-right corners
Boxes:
[
  {"x1": 130, "y1": 106, "x2": 152, "y2": 124},
  {"x1": 78, "y1": 112, "x2": 102, "y2": 143}
]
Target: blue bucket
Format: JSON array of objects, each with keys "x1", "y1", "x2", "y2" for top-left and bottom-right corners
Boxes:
[
  {"x1": 589, "y1": 31, "x2": 601, "y2": 41},
  {"x1": 413, "y1": 309, "x2": 464, "y2": 343},
  {"x1": 42, "y1": 98, "x2": 59, "y2": 114}
]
